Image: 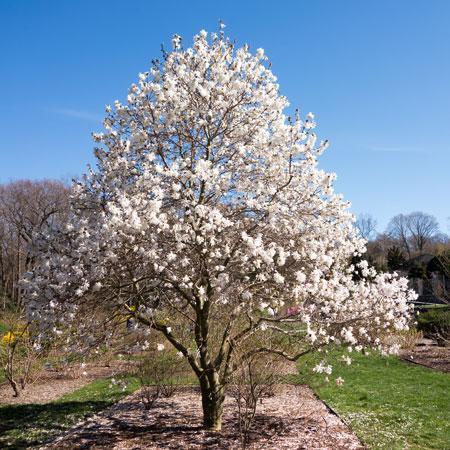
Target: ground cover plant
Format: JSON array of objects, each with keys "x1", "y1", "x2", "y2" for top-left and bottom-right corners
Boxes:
[
  {"x1": 0, "y1": 374, "x2": 140, "y2": 449},
  {"x1": 293, "y1": 347, "x2": 450, "y2": 449}
]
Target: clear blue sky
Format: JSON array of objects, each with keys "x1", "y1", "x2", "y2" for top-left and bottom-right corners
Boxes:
[{"x1": 1, "y1": 0, "x2": 449, "y2": 232}]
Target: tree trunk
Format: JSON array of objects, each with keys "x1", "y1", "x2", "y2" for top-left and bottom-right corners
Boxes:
[
  {"x1": 199, "y1": 377, "x2": 225, "y2": 431},
  {"x1": 8, "y1": 377, "x2": 20, "y2": 397}
]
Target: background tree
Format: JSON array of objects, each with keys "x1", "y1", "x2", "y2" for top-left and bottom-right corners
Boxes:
[
  {"x1": 355, "y1": 213, "x2": 377, "y2": 241},
  {"x1": 0, "y1": 180, "x2": 69, "y2": 310},
  {"x1": 386, "y1": 214, "x2": 412, "y2": 258},
  {"x1": 365, "y1": 232, "x2": 396, "y2": 270},
  {"x1": 406, "y1": 212, "x2": 439, "y2": 254},
  {"x1": 386, "y1": 212, "x2": 441, "y2": 257},
  {"x1": 23, "y1": 29, "x2": 415, "y2": 431}
]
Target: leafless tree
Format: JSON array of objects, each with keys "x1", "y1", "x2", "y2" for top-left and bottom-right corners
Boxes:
[
  {"x1": 386, "y1": 212, "x2": 441, "y2": 257},
  {"x1": 355, "y1": 213, "x2": 378, "y2": 241},
  {"x1": 386, "y1": 214, "x2": 413, "y2": 257},
  {"x1": 406, "y1": 212, "x2": 439, "y2": 254},
  {"x1": 0, "y1": 180, "x2": 69, "y2": 310}
]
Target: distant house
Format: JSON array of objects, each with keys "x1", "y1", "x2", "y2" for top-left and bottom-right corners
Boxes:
[{"x1": 407, "y1": 253, "x2": 450, "y2": 304}]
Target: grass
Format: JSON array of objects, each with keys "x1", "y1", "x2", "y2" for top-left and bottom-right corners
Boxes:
[
  {"x1": 291, "y1": 347, "x2": 450, "y2": 449},
  {"x1": 0, "y1": 375, "x2": 140, "y2": 449}
]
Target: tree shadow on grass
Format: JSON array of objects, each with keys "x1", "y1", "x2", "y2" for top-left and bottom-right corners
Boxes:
[{"x1": 0, "y1": 400, "x2": 111, "y2": 449}]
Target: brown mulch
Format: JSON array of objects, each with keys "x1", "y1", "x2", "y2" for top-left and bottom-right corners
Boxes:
[
  {"x1": 400, "y1": 345, "x2": 450, "y2": 372},
  {"x1": 0, "y1": 361, "x2": 129, "y2": 405},
  {"x1": 43, "y1": 385, "x2": 364, "y2": 450}
]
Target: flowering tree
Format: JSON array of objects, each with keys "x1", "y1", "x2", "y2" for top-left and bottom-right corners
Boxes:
[{"x1": 24, "y1": 27, "x2": 416, "y2": 430}]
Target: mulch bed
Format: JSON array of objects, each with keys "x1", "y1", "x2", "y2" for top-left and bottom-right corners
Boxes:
[
  {"x1": 400, "y1": 345, "x2": 450, "y2": 372},
  {"x1": 0, "y1": 361, "x2": 129, "y2": 405},
  {"x1": 43, "y1": 385, "x2": 364, "y2": 449}
]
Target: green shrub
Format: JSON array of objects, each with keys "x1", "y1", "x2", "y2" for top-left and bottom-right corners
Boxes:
[
  {"x1": 408, "y1": 262, "x2": 428, "y2": 279},
  {"x1": 416, "y1": 308, "x2": 450, "y2": 343}
]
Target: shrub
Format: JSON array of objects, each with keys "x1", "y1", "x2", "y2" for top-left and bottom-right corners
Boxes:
[
  {"x1": 381, "y1": 328, "x2": 423, "y2": 350},
  {"x1": 408, "y1": 263, "x2": 428, "y2": 279},
  {"x1": 416, "y1": 308, "x2": 450, "y2": 344},
  {"x1": 229, "y1": 355, "x2": 286, "y2": 449},
  {"x1": 0, "y1": 315, "x2": 48, "y2": 397},
  {"x1": 137, "y1": 348, "x2": 188, "y2": 409}
]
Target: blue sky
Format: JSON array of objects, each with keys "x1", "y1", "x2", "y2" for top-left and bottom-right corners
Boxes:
[{"x1": 1, "y1": 0, "x2": 449, "y2": 232}]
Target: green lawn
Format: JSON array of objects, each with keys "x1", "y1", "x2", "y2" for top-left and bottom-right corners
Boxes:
[
  {"x1": 0, "y1": 375, "x2": 140, "y2": 449},
  {"x1": 292, "y1": 348, "x2": 450, "y2": 450}
]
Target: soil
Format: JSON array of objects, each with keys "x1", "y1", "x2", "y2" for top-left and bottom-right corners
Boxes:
[
  {"x1": 42, "y1": 385, "x2": 364, "y2": 450},
  {"x1": 0, "y1": 361, "x2": 129, "y2": 405},
  {"x1": 400, "y1": 344, "x2": 450, "y2": 372}
]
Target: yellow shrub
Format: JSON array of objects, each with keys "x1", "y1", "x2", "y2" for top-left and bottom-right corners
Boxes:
[
  {"x1": 2, "y1": 331, "x2": 16, "y2": 345},
  {"x1": 1, "y1": 327, "x2": 29, "y2": 346}
]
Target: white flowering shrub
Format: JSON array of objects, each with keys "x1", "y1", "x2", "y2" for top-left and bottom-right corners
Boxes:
[{"x1": 23, "y1": 26, "x2": 416, "y2": 430}]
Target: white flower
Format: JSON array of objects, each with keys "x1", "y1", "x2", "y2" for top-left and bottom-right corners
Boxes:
[
  {"x1": 273, "y1": 272, "x2": 285, "y2": 284},
  {"x1": 197, "y1": 85, "x2": 209, "y2": 98},
  {"x1": 172, "y1": 34, "x2": 182, "y2": 50},
  {"x1": 157, "y1": 343, "x2": 165, "y2": 351},
  {"x1": 312, "y1": 362, "x2": 332, "y2": 374},
  {"x1": 335, "y1": 377, "x2": 344, "y2": 386},
  {"x1": 296, "y1": 271, "x2": 306, "y2": 283}
]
